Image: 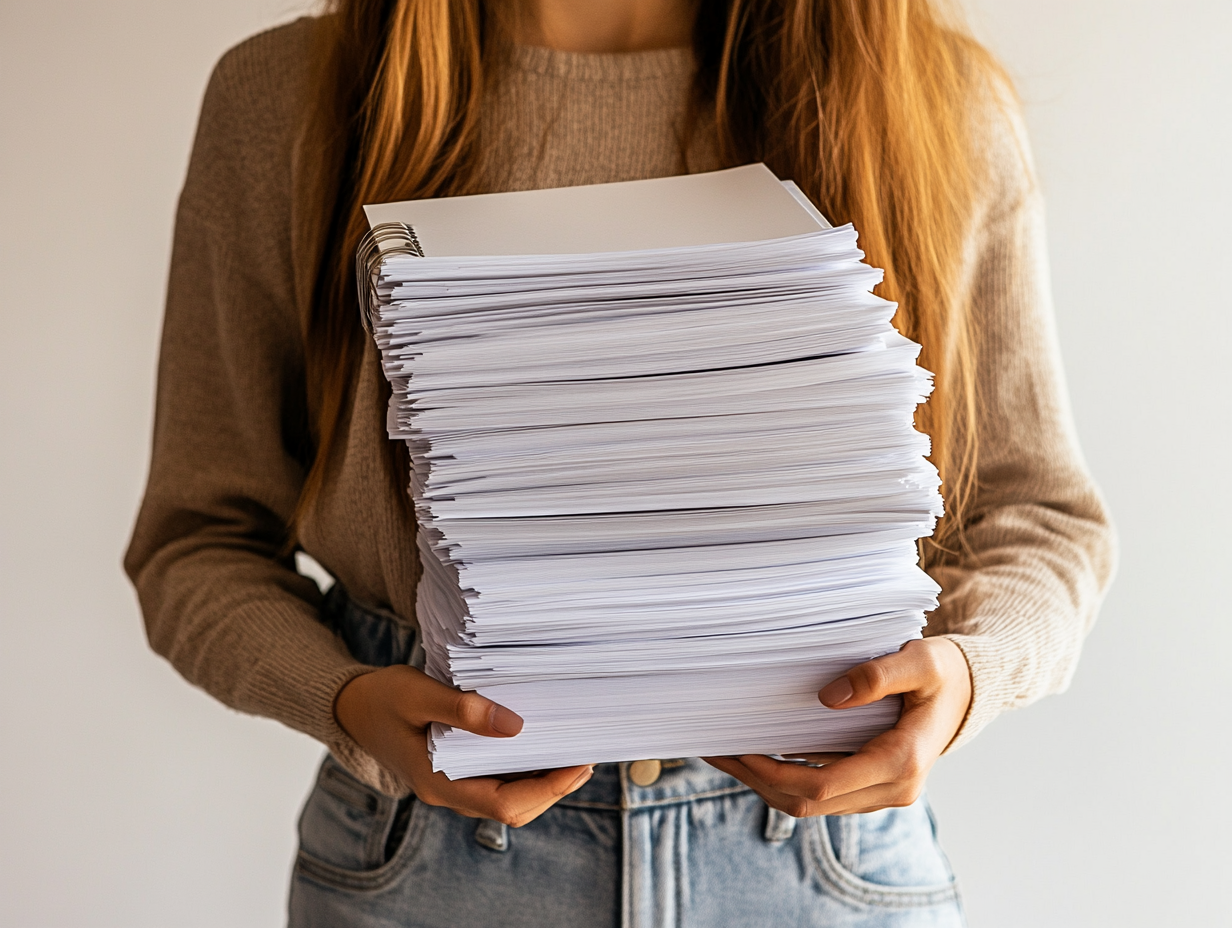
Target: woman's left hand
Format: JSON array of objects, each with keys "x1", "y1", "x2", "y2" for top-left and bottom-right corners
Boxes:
[{"x1": 703, "y1": 637, "x2": 971, "y2": 817}]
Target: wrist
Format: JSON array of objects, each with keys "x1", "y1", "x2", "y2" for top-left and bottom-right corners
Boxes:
[
  {"x1": 928, "y1": 635, "x2": 974, "y2": 753},
  {"x1": 333, "y1": 667, "x2": 381, "y2": 741}
]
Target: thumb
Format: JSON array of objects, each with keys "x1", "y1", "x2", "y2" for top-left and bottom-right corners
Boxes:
[
  {"x1": 819, "y1": 644, "x2": 932, "y2": 709},
  {"x1": 408, "y1": 670, "x2": 524, "y2": 738}
]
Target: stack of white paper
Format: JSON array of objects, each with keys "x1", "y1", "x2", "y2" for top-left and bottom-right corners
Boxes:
[{"x1": 363, "y1": 165, "x2": 943, "y2": 779}]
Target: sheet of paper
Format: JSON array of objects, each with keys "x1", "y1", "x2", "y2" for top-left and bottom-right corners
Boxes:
[{"x1": 363, "y1": 163, "x2": 826, "y2": 256}]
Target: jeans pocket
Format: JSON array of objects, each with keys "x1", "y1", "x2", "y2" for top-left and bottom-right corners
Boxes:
[
  {"x1": 805, "y1": 796, "x2": 960, "y2": 909},
  {"x1": 293, "y1": 755, "x2": 421, "y2": 893}
]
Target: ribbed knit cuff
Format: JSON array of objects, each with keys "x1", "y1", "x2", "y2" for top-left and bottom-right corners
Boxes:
[
  {"x1": 935, "y1": 632, "x2": 1013, "y2": 753},
  {"x1": 227, "y1": 599, "x2": 414, "y2": 798},
  {"x1": 309, "y1": 662, "x2": 416, "y2": 800}
]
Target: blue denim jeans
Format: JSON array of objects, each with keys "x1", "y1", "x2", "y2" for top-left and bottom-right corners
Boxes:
[{"x1": 288, "y1": 587, "x2": 965, "y2": 928}]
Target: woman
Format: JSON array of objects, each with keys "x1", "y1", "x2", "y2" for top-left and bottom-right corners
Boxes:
[{"x1": 125, "y1": 0, "x2": 1115, "y2": 924}]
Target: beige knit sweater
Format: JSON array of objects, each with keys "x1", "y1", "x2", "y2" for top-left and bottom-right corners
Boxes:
[{"x1": 125, "y1": 18, "x2": 1116, "y2": 796}]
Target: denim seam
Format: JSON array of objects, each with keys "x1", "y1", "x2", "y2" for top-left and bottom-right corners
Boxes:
[
  {"x1": 804, "y1": 817, "x2": 959, "y2": 909},
  {"x1": 566, "y1": 781, "x2": 750, "y2": 813},
  {"x1": 838, "y1": 813, "x2": 860, "y2": 873},
  {"x1": 623, "y1": 785, "x2": 751, "y2": 811},
  {"x1": 314, "y1": 758, "x2": 399, "y2": 870},
  {"x1": 619, "y1": 764, "x2": 633, "y2": 928},
  {"x1": 366, "y1": 794, "x2": 398, "y2": 867},
  {"x1": 557, "y1": 798, "x2": 625, "y2": 811},
  {"x1": 317, "y1": 762, "x2": 378, "y2": 813},
  {"x1": 293, "y1": 793, "x2": 429, "y2": 893}
]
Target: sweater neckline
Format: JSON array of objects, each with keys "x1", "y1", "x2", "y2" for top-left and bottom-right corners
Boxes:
[{"x1": 508, "y1": 43, "x2": 695, "y2": 83}]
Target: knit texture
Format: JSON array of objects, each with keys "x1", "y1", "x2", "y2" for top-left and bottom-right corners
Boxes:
[{"x1": 125, "y1": 17, "x2": 1116, "y2": 794}]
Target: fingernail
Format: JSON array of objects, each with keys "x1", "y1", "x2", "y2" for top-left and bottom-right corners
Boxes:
[
  {"x1": 570, "y1": 767, "x2": 594, "y2": 789},
  {"x1": 820, "y1": 677, "x2": 854, "y2": 707},
  {"x1": 490, "y1": 705, "x2": 524, "y2": 736}
]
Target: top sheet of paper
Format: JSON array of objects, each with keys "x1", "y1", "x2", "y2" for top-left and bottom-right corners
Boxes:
[{"x1": 363, "y1": 163, "x2": 827, "y2": 257}]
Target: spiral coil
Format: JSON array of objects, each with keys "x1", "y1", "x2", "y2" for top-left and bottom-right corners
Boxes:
[{"x1": 355, "y1": 221, "x2": 424, "y2": 337}]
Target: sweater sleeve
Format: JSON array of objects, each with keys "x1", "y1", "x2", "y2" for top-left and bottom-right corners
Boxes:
[
  {"x1": 925, "y1": 102, "x2": 1118, "y2": 750},
  {"x1": 123, "y1": 28, "x2": 405, "y2": 794}
]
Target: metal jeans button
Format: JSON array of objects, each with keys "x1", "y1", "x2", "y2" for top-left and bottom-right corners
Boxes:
[{"x1": 629, "y1": 759, "x2": 662, "y2": 787}]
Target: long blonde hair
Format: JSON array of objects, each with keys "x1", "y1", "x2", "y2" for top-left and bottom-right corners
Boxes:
[{"x1": 294, "y1": 0, "x2": 1006, "y2": 558}]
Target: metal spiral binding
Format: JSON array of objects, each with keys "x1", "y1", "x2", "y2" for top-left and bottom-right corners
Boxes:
[{"x1": 355, "y1": 221, "x2": 424, "y2": 338}]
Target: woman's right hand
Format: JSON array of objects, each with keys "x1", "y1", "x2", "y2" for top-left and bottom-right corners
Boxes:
[{"x1": 334, "y1": 665, "x2": 593, "y2": 827}]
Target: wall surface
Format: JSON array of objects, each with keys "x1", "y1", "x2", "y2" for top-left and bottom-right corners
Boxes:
[
  {"x1": 925, "y1": 4, "x2": 1232, "y2": 927},
  {"x1": 1, "y1": 2, "x2": 1228, "y2": 926}
]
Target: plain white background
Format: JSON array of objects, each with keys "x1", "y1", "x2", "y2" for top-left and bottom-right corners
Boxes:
[{"x1": 1, "y1": 1, "x2": 1228, "y2": 925}]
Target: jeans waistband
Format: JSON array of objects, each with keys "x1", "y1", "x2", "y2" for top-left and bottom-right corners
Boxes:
[
  {"x1": 322, "y1": 583, "x2": 421, "y2": 669},
  {"x1": 321, "y1": 583, "x2": 750, "y2": 809}
]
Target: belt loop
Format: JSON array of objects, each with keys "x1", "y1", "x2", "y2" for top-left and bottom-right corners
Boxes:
[
  {"x1": 474, "y1": 818, "x2": 509, "y2": 852},
  {"x1": 763, "y1": 806, "x2": 797, "y2": 842}
]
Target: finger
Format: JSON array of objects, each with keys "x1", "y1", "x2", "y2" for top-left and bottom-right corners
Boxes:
[
  {"x1": 706, "y1": 756, "x2": 813, "y2": 816},
  {"x1": 444, "y1": 765, "x2": 594, "y2": 827},
  {"x1": 781, "y1": 753, "x2": 850, "y2": 766},
  {"x1": 493, "y1": 769, "x2": 546, "y2": 782},
  {"x1": 705, "y1": 756, "x2": 920, "y2": 817},
  {"x1": 706, "y1": 755, "x2": 853, "y2": 817},
  {"x1": 704, "y1": 755, "x2": 827, "y2": 809},
  {"x1": 703, "y1": 755, "x2": 747, "y2": 779},
  {"x1": 736, "y1": 749, "x2": 902, "y2": 801},
  {"x1": 396, "y1": 667, "x2": 524, "y2": 737},
  {"x1": 744, "y1": 728, "x2": 928, "y2": 797},
  {"x1": 492, "y1": 766, "x2": 596, "y2": 826},
  {"x1": 400, "y1": 726, "x2": 589, "y2": 820},
  {"x1": 704, "y1": 755, "x2": 814, "y2": 814},
  {"x1": 819, "y1": 639, "x2": 942, "y2": 709},
  {"x1": 796, "y1": 781, "x2": 921, "y2": 816}
]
